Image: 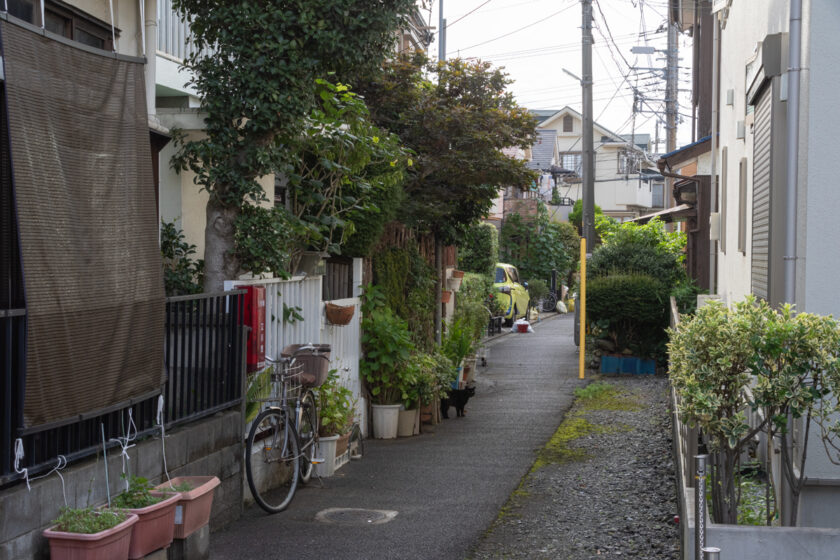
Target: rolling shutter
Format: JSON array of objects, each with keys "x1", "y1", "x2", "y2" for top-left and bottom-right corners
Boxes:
[{"x1": 751, "y1": 88, "x2": 772, "y2": 300}]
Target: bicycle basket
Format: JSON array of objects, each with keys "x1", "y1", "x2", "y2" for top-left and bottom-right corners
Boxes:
[
  {"x1": 282, "y1": 361, "x2": 305, "y2": 401},
  {"x1": 281, "y1": 344, "x2": 331, "y2": 387}
]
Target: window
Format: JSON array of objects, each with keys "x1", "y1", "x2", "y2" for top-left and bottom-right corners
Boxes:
[
  {"x1": 561, "y1": 152, "x2": 582, "y2": 173},
  {"x1": 494, "y1": 267, "x2": 506, "y2": 283},
  {"x1": 651, "y1": 182, "x2": 665, "y2": 208},
  {"x1": 563, "y1": 115, "x2": 574, "y2": 132},
  {"x1": 6, "y1": 0, "x2": 116, "y2": 51}
]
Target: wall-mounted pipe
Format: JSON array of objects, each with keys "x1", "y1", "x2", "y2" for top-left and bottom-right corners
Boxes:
[{"x1": 784, "y1": 0, "x2": 802, "y2": 306}]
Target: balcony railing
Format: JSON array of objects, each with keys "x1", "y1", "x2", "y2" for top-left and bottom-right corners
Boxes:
[
  {"x1": 157, "y1": 0, "x2": 205, "y2": 61},
  {"x1": 1, "y1": 291, "x2": 245, "y2": 486}
]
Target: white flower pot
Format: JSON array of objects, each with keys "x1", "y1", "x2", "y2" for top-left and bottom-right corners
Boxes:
[
  {"x1": 371, "y1": 404, "x2": 401, "y2": 439},
  {"x1": 317, "y1": 435, "x2": 339, "y2": 477}
]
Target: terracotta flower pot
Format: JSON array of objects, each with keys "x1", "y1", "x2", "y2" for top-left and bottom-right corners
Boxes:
[
  {"x1": 120, "y1": 492, "x2": 181, "y2": 559},
  {"x1": 441, "y1": 290, "x2": 452, "y2": 304},
  {"x1": 452, "y1": 270, "x2": 465, "y2": 278},
  {"x1": 154, "y1": 476, "x2": 220, "y2": 539},
  {"x1": 44, "y1": 513, "x2": 138, "y2": 560}
]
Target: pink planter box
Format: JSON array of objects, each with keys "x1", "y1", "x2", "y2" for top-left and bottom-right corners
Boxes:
[
  {"x1": 44, "y1": 513, "x2": 138, "y2": 560},
  {"x1": 122, "y1": 492, "x2": 181, "y2": 559},
  {"x1": 155, "y1": 476, "x2": 220, "y2": 539}
]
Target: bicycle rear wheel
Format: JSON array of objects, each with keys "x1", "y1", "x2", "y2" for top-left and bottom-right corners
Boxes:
[
  {"x1": 541, "y1": 293, "x2": 557, "y2": 312},
  {"x1": 348, "y1": 423, "x2": 364, "y2": 460},
  {"x1": 245, "y1": 408, "x2": 299, "y2": 513},
  {"x1": 298, "y1": 390, "x2": 319, "y2": 483}
]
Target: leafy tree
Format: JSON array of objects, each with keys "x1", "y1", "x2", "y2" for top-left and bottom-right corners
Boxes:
[
  {"x1": 170, "y1": 0, "x2": 414, "y2": 290},
  {"x1": 568, "y1": 198, "x2": 615, "y2": 245},
  {"x1": 283, "y1": 79, "x2": 408, "y2": 271},
  {"x1": 500, "y1": 203, "x2": 574, "y2": 284},
  {"x1": 458, "y1": 222, "x2": 499, "y2": 276},
  {"x1": 359, "y1": 52, "x2": 537, "y2": 244}
]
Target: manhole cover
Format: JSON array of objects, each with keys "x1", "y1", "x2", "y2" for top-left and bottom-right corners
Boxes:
[{"x1": 315, "y1": 508, "x2": 398, "y2": 525}]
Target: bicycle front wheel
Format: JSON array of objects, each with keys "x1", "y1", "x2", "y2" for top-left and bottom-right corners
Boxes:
[
  {"x1": 245, "y1": 408, "x2": 299, "y2": 513},
  {"x1": 298, "y1": 390, "x2": 319, "y2": 484}
]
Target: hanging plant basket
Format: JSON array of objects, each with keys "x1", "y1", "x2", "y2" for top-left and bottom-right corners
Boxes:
[
  {"x1": 325, "y1": 302, "x2": 355, "y2": 326},
  {"x1": 441, "y1": 290, "x2": 452, "y2": 304}
]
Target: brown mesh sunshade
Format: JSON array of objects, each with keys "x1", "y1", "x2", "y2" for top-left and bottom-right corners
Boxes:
[{"x1": 0, "y1": 21, "x2": 165, "y2": 428}]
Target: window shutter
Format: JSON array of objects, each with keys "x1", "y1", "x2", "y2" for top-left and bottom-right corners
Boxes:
[
  {"x1": 751, "y1": 89, "x2": 772, "y2": 300},
  {"x1": 738, "y1": 157, "x2": 747, "y2": 253}
]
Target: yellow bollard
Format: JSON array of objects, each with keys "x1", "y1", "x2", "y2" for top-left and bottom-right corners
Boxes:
[{"x1": 578, "y1": 237, "x2": 586, "y2": 380}]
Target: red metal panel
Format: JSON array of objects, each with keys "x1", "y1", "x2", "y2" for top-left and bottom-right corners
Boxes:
[{"x1": 242, "y1": 286, "x2": 266, "y2": 372}]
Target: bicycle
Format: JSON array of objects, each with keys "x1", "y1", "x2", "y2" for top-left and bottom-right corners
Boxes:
[{"x1": 245, "y1": 344, "x2": 330, "y2": 513}]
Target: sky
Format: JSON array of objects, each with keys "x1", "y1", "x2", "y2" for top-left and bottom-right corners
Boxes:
[{"x1": 421, "y1": 0, "x2": 695, "y2": 152}]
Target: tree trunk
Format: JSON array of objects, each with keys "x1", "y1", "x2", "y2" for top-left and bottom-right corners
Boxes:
[{"x1": 203, "y1": 197, "x2": 240, "y2": 292}]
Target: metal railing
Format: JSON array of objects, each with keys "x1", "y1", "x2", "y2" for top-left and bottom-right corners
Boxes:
[
  {"x1": 157, "y1": 0, "x2": 206, "y2": 61},
  {"x1": 1, "y1": 291, "x2": 245, "y2": 486}
]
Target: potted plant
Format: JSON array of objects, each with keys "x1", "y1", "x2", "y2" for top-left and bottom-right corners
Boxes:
[
  {"x1": 43, "y1": 507, "x2": 138, "y2": 560},
  {"x1": 442, "y1": 318, "x2": 475, "y2": 390},
  {"x1": 108, "y1": 476, "x2": 181, "y2": 559},
  {"x1": 448, "y1": 269, "x2": 465, "y2": 291},
  {"x1": 153, "y1": 476, "x2": 220, "y2": 539},
  {"x1": 361, "y1": 286, "x2": 415, "y2": 439},
  {"x1": 317, "y1": 370, "x2": 357, "y2": 476},
  {"x1": 398, "y1": 353, "x2": 444, "y2": 436}
]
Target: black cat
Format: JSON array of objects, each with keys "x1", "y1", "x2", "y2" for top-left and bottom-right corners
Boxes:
[{"x1": 441, "y1": 384, "x2": 476, "y2": 418}]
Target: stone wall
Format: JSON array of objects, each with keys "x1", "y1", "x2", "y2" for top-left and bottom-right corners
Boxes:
[{"x1": 0, "y1": 410, "x2": 243, "y2": 560}]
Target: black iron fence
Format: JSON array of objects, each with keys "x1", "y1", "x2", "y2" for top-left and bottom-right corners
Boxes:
[{"x1": 0, "y1": 291, "x2": 245, "y2": 486}]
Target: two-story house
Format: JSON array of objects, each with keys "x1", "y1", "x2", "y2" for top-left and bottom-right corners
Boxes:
[{"x1": 528, "y1": 106, "x2": 663, "y2": 222}]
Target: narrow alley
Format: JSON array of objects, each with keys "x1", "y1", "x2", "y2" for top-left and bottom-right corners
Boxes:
[{"x1": 211, "y1": 314, "x2": 586, "y2": 559}]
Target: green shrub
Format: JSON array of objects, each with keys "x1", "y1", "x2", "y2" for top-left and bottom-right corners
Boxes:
[
  {"x1": 588, "y1": 218, "x2": 686, "y2": 289},
  {"x1": 360, "y1": 285, "x2": 415, "y2": 404},
  {"x1": 459, "y1": 222, "x2": 498, "y2": 276},
  {"x1": 671, "y1": 277, "x2": 706, "y2": 315},
  {"x1": 160, "y1": 219, "x2": 203, "y2": 296},
  {"x1": 587, "y1": 274, "x2": 668, "y2": 358},
  {"x1": 527, "y1": 278, "x2": 549, "y2": 302},
  {"x1": 318, "y1": 370, "x2": 356, "y2": 436}
]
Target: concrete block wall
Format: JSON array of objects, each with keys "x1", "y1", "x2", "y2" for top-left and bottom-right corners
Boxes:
[{"x1": 0, "y1": 410, "x2": 243, "y2": 560}]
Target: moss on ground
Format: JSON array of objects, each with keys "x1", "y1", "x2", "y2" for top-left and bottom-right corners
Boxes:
[{"x1": 531, "y1": 381, "x2": 643, "y2": 472}]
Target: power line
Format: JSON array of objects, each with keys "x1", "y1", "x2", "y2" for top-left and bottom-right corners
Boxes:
[
  {"x1": 445, "y1": 0, "x2": 493, "y2": 29},
  {"x1": 448, "y1": 0, "x2": 577, "y2": 56}
]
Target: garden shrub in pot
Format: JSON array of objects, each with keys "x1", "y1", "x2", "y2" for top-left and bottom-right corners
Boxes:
[
  {"x1": 318, "y1": 369, "x2": 356, "y2": 437},
  {"x1": 361, "y1": 285, "x2": 415, "y2": 405}
]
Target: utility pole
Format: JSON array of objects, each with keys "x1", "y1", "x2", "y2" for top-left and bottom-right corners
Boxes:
[
  {"x1": 665, "y1": 19, "x2": 678, "y2": 209},
  {"x1": 434, "y1": 1, "x2": 446, "y2": 344},
  {"x1": 438, "y1": 0, "x2": 446, "y2": 62},
  {"x1": 581, "y1": 0, "x2": 595, "y2": 244}
]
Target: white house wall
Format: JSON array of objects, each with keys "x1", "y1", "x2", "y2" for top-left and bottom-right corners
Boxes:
[{"x1": 715, "y1": 0, "x2": 788, "y2": 305}]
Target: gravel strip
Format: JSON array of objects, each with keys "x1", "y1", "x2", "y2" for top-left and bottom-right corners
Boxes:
[{"x1": 470, "y1": 375, "x2": 679, "y2": 560}]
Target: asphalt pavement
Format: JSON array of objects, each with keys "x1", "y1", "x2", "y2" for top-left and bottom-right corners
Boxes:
[{"x1": 210, "y1": 313, "x2": 585, "y2": 560}]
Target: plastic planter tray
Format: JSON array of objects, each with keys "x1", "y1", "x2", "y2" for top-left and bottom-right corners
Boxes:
[
  {"x1": 600, "y1": 355, "x2": 655, "y2": 375},
  {"x1": 44, "y1": 513, "x2": 138, "y2": 560},
  {"x1": 154, "y1": 476, "x2": 220, "y2": 539}
]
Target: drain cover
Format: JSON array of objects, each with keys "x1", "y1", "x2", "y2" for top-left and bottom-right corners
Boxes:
[{"x1": 315, "y1": 508, "x2": 398, "y2": 525}]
